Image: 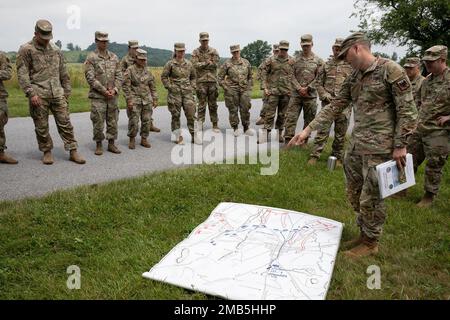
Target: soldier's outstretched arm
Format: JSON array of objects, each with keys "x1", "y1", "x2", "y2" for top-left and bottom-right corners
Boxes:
[
  {"x1": 190, "y1": 64, "x2": 197, "y2": 91},
  {"x1": 0, "y1": 53, "x2": 12, "y2": 81},
  {"x1": 306, "y1": 74, "x2": 352, "y2": 134},
  {"x1": 247, "y1": 62, "x2": 253, "y2": 91}
]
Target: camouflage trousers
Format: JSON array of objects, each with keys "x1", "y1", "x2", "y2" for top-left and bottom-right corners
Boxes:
[
  {"x1": 259, "y1": 94, "x2": 268, "y2": 118},
  {"x1": 284, "y1": 95, "x2": 317, "y2": 140},
  {"x1": 407, "y1": 129, "x2": 449, "y2": 195},
  {"x1": 167, "y1": 91, "x2": 196, "y2": 135},
  {"x1": 224, "y1": 89, "x2": 251, "y2": 129},
  {"x1": 29, "y1": 96, "x2": 78, "y2": 152},
  {"x1": 0, "y1": 98, "x2": 8, "y2": 152},
  {"x1": 127, "y1": 103, "x2": 153, "y2": 138},
  {"x1": 90, "y1": 98, "x2": 119, "y2": 142},
  {"x1": 310, "y1": 102, "x2": 351, "y2": 160},
  {"x1": 196, "y1": 82, "x2": 218, "y2": 124},
  {"x1": 263, "y1": 94, "x2": 290, "y2": 131},
  {"x1": 344, "y1": 151, "x2": 391, "y2": 240}
]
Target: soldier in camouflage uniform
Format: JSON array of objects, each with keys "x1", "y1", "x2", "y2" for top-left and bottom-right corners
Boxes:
[
  {"x1": 17, "y1": 20, "x2": 85, "y2": 165},
  {"x1": 161, "y1": 43, "x2": 200, "y2": 145},
  {"x1": 256, "y1": 44, "x2": 279, "y2": 126},
  {"x1": 284, "y1": 34, "x2": 324, "y2": 143},
  {"x1": 218, "y1": 45, "x2": 254, "y2": 136},
  {"x1": 122, "y1": 49, "x2": 158, "y2": 149},
  {"x1": 191, "y1": 32, "x2": 220, "y2": 132},
  {"x1": 121, "y1": 40, "x2": 160, "y2": 133},
  {"x1": 0, "y1": 51, "x2": 18, "y2": 164},
  {"x1": 288, "y1": 32, "x2": 418, "y2": 258},
  {"x1": 84, "y1": 31, "x2": 123, "y2": 155},
  {"x1": 308, "y1": 38, "x2": 353, "y2": 166},
  {"x1": 408, "y1": 46, "x2": 449, "y2": 208},
  {"x1": 258, "y1": 40, "x2": 294, "y2": 144}
]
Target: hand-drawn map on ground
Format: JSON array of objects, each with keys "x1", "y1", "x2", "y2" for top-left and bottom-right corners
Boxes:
[{"x1": 143, "y1": 202, "x2": 343, "y2": 300}]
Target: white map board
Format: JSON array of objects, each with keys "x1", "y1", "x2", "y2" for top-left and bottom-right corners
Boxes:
[{"x1": 143, "y1": 202, "x2": 343, "y2": 300}]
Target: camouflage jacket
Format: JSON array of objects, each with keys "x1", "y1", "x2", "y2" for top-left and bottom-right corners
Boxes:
[
  {"x1": 257, "y1": 55, "x2": 275, "y2": 89},
  {"x1": 309, "y1": 57, "x2": 418, "y2": 155},
  {"x1": 0, "y1": 52, "x2": 12, "y2": 98},
  {"x1": 218, "y1": 57, "x2": 253, "y2": 92},
  {"x1": 16, "y1": 38, "x2": 71, "y2": 99},
  {"x1": 417, "y1": 67, "x2": 450, "y2": 133},
  {"x1": 261, "y1": 55, "x2": 295, "y2": 96},
  {"x1": 120, "y1": 53, "x2": 136, "y2": 72},
  {"x1": 122, "y1": 64, "x2": 158, "y2": 106},
  {"x1": 316, "y1": 56, "x2": 352, "y2": 101},
  {"x1": 191, "y1": 46, "x2": 219, "y2": 83},
  {"x1": 410, "y1": 73, "x2": 425, "y2": 107},
  {"x1": 291, "y1": 52, "x2": 324, "y2": 98},
  {"x1": 84, "y1": 49, "x2": 122, "y2": 99},
  {"x1": 161, "y1": 58, "x2": 196, "y2": 93}
]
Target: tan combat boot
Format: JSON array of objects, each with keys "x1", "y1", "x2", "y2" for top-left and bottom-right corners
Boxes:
[
  {"x1": 336, "y1": 159, "x2": 343, "y2": 168},
  {"x1": 129, "y1": 137, "x2": 136, "y2": 150},
  {"x1": 342, "y1": 232, "x2": 365, "y2": 250},
  {"x1": 416, "y1": 192, "x2": 434, "y2": 208},
  {"x1": 95, "y1": 142, "x2": 103, "y2": 156},
  {"x1": 140, "y1": 137, "x2": 151, "y2": 148},
  {"x1": 69, "y1": 149, "x2": 86, "y2": 164},
  {"x1": 255, "y1": 117, "x2": 264, "y2": 125},
  {"x1": 42, "y1": 151, "x2": 54, "y2": 165},
  {"x1": 107, "y1": 140, "x2": 121, "y2": 154},
  {"x1": 0, "y1": 152, "x2": 18, "y2": 164},
  {"x1": 307, "y1": 157, "x2": 317, "y2": 166},
  {"x1": 176, "y1": 135, "x2": 184, "y2": 145},
  {"x1": 344, "y1": 235, "x2": 379, "y2": 258},
  {"x1": 278, "y1": 130, "x2": 284, "y2": 143},
  {"x1": 150, "y1": 123, "x2": 161, "y2": 133}
]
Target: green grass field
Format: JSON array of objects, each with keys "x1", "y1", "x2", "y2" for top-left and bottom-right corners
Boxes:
[
  {"x1": 5, "y1": 64, "x2": 263, "y2": 118},
  {"x1": 0, "y1": 146, "x2": 448, "y2": 299}
]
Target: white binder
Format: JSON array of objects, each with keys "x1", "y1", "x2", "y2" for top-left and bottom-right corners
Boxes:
[{"x1": 376, "y1": 153, "x2": 416, "y2": 199}]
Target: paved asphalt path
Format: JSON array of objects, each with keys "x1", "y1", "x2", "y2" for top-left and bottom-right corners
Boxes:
[{"x1": 1, "y1": 99, "x2": 352, "y2": 201}]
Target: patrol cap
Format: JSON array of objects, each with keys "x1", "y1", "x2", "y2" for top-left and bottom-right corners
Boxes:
[
  {"x1": 273, "y1": 44, "x2": 279, "y2": 51},
  {"x1": 128, "y1": 40, "x2": 139, "y2": 48},
  {"x1": 333, "y1": 38, "x2": 344, "y2": 47},
  {"x1": 300, "y1": 34, "x2": 313, "y2": 45},
  {"x1": 95, "y1": 31, "x2": 109, "y2": 41},
  {"x1": 338, "y1": 32, "x2": 371, "y2": 60},
  {"x1": 279, "y1": 40, "x2": 289, "y2": 50},
  {"x1": 35, "y1": 19, "x2": 53, "y2": 40},
  {"x1": 422, "y1": 45, "x2": 448, "y2": 61},
  {"x1": 199, "y1": 32, "x2": 209, "y2": 41},
  {"x1": 136, "y1": 48, "x2": 147, "y2": 60},
  {"x1": 403, "y1": 57, "x2": 421, "y2": 68},
  {"x1": 174, "y1": 43, "x2": 186, "y2": 51},
  {"x1": 230, "y1": 44, "x2": 240, "y2": 53}
]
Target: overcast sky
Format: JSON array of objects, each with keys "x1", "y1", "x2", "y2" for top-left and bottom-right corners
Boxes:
[{"x1": 0, "y1": 0, "x2": 406, "y2": 58}]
